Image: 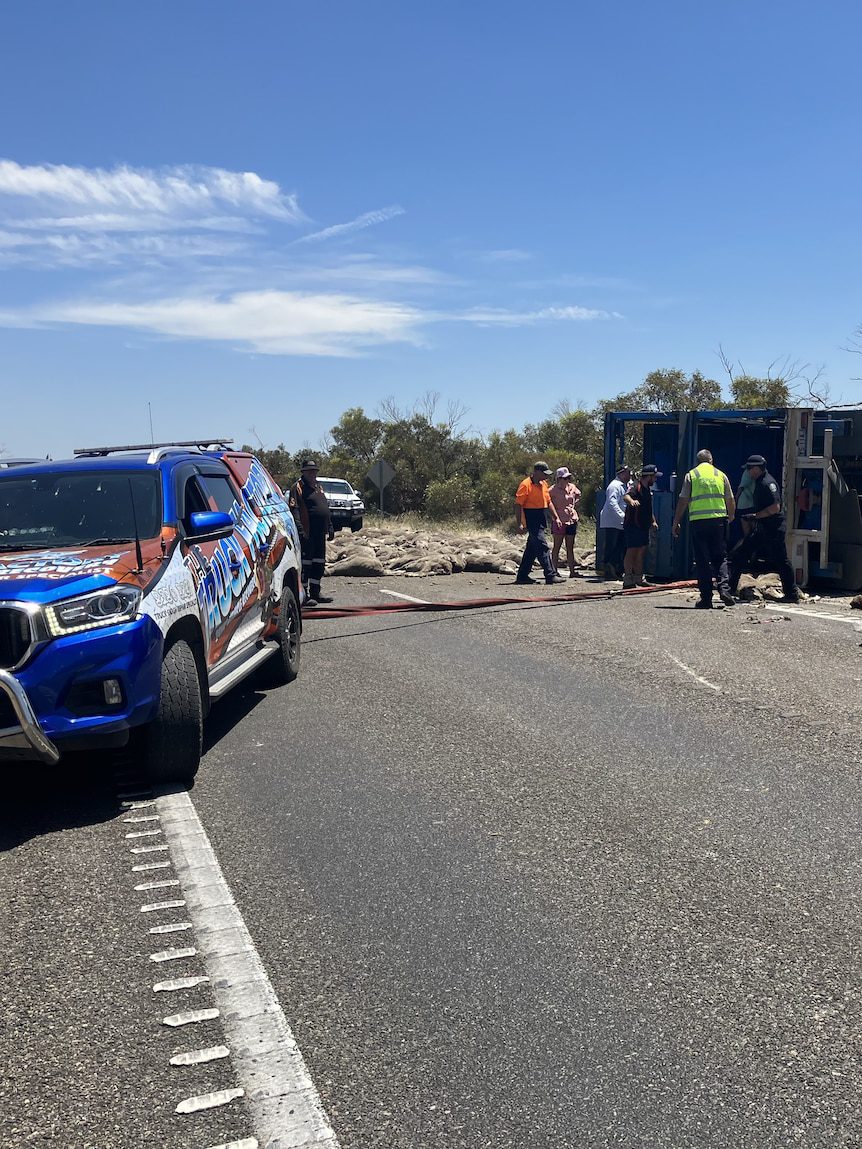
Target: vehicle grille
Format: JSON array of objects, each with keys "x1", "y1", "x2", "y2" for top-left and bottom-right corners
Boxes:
[{"x1": 0, "y1": 605, "x2": 34, "y2": 671}]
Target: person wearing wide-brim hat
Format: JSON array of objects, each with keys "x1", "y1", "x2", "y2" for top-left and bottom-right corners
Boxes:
[
  {"x1": 549, "y1": 466, "x2": 582, "y2": 577},
  {"x1": 728, "y1": 455, "x2": 799, "y2": 603},
  {"x1": 287, "y1": 458, "x2": 335, "y2": 606}
]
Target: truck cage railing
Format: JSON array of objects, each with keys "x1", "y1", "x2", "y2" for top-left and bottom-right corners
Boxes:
[{"x1": 73, "y1": 439, "x2": 235, "y2": 461}]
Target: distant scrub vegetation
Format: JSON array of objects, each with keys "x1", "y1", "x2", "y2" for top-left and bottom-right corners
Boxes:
[{"x1": 247, "y1": 366, "x2": 805, "y2": 525}]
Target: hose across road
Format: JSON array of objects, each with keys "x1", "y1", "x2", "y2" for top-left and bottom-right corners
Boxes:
[{"x1": 302, "y1": 580, "x2": 699, "y2": 620}]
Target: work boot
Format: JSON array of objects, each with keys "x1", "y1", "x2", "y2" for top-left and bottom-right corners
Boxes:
[
  {"x1": 782, "y1": 590, "x2": 801, "y2": 604},
  {"x1": 546, "y1": 573, "x2": 566, "y2": 585},
  {"x1": 621, "y1": 578, "x2": 636, "y2": 589},
  {"x1": 694, "y1": 599, "x2": 713, "y2": 609},
  {"x1": 515, "y1": 576, "x2": 538, "y2": 585},
  {"x1": 303, "y1": 597, "x2": 319, "y2": 608},
  {"x1": 604, "y1": 563, "x2": 617, "y2": 580},
  {"x1": 316, "y1": 593, "x2": 334, "y2": 604},
  {"x1": 718, "y1": 591, "x2": 736, "y2": 607}
]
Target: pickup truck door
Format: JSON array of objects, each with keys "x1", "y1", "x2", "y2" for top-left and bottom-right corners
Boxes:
[{"x1": 181, "y1": 465, "x2": 262, "y2": 667}]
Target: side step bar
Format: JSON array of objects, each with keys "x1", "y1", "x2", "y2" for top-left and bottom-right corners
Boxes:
[{"x1": 208, "y1": 643, "x2": 277, "y2": 701}]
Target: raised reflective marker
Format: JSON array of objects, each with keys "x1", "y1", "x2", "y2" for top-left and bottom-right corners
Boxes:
[
  {"x1": 164, "y1": 1007, "x2": 221, "y2": 1028},
  {"x1": 154, "y1": 975, "x2": 209, "y2": 992},
  {"x1": 175, "y1": 1087, "x2": 244, "y2": 1114},
  {"x1": 170, "y1": 1045, "x2": 231, "y2": 1067},
  {"x1": 150, "y1": 946, "x2": 197, "y2": 963}
]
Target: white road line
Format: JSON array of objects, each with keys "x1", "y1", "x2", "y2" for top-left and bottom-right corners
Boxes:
[
  {"x1": 130, "y1": 844, "x2": 170, "y2": 854},
  {"x1": 150, "y1": 922, "x2": 194, "y2": 935},
  {"x1": 124, "y1": 815, "x2": 161, "y2": 824},
  {"x1": 135, "y1": 879, "x2": 180, "y2": 892},
  {"x1": 156, "y1": 788, "x2": 342, "y2": 1149},
  {"x1": 379, "y1": 587, "x2": 431, "y2": 604},
  {"x1": 132, "y1": 860, "x2": 172, "y2": 872},
  {"x1": 125, "y1": 829, "x2": 163, "y2": 839},
  {"x1": 665, "y1": 651, "x2": 722, "y2": 692},
  {"x1": 765, "y1": 604, "x2": 861, "y2": 625},
  {"x1": 176, "y1": 1088, "x2": 245, "y2": 1115}
]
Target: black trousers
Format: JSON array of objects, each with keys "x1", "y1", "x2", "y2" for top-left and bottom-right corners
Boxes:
[
  {"x1": 603, "y1": 527, "x2": 626, "y2": 574},
  {"x1": 729, "y1": 526, "x2": 796, "y2": 597},
  {"x1": 517, "y1": 508, "x2": 555, "y2": 582},
  {"x1": 691, "y1": 518, "x2": 730, "y2": 602},
  {"x1": 301, "y1": 519, "x2": 327, "y2": 596}
]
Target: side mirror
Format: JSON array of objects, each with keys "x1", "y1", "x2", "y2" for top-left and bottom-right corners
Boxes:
[{"x1": 188, "y1": 510, "x2": 234, "y2": 541}]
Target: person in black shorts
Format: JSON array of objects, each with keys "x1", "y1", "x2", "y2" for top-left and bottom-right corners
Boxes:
[{"x1": 622, "y1": 464, "x2": 660, "y2": 589}]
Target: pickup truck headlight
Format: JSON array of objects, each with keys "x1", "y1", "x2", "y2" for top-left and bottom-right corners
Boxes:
[{"x1": 44, "y1": 585, "x2": 143, "y2": 637}]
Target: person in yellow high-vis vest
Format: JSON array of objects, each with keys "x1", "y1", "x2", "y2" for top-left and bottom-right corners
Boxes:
[{"x1": 671, "y1": 449, "x2": 736, "y2": 608}]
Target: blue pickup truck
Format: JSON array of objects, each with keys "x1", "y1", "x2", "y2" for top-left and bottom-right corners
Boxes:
[{"x1": 0, "y1": 440, "x2": 303, "y2": 784}]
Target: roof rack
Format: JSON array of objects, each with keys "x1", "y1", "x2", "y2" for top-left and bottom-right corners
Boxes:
[{"x1": 73, "y1": 439, "x2": 234, "y2": 459}]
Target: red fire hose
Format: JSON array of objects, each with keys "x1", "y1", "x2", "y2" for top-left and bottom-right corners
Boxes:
[{"x1": 302, "y1": 580, "x2": 699, "y2": 619}]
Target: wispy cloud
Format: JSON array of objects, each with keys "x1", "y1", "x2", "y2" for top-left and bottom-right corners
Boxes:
[
  {"x1": 0, "y1": 160, "x2": 304, "y2": 222},
  {"x1": 294, "y1": 205, "x2": 405, "y2": 245},
  {"x1": 455, "y1": 304, "x2": 612, "y2": 325},
  {"x1": 0, "y1": 159, "x2": 304, "y2": 268},
  {"x1": 475, "y1": 248, "x2": 532, "y2": 263},
  {"x1": 0, "y1": 157, "x2": 622, "y2": 357},
  {"x1": 3, "y1": 290, "x2": 423, "y2": 357}
]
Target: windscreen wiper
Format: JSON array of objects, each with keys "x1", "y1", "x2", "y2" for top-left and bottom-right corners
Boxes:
[
  {"x1": 78, "y1": 537, "x2": 135, "y2": 547},
  {"x1": 0, "y1": 542, "x2": 51, "y2": 552}
]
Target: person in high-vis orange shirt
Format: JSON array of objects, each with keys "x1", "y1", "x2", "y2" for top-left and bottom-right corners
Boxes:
[{"x1": 515, "y1": 462, "x2": 566, "y2": 585}]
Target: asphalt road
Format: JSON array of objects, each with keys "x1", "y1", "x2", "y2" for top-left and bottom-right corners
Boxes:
[{"x1": 2, "y1": 575, "x2": 861, "y2": 1148}]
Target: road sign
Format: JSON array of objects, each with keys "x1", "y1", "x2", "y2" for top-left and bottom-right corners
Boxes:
[
  {"x1": 366, "y1": 458, "x2": 396, "y2": 513},
  {"x1": 366, "y1": 458, "x2": 395, "y2": 491}
]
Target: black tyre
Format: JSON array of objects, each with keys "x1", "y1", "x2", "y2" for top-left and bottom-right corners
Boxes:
[
  {"x1": 262, "y1": 584, "x2": 301, "y2": 686},
  {"x1": 350, "y1": 518, "x2": 363, "y2": 532},
  {"x1": 140, "y1": 638, "x2": 202, "y2": 786}
]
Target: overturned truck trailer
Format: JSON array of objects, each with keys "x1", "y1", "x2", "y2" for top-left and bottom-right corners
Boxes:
[{"x1": 601, "y1": 405, "x2": 862, "y2": 590}]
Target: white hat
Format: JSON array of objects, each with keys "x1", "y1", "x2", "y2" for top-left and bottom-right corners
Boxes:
[{"x1": 555, "y1": 466, "x2": 572, "y2": 479}]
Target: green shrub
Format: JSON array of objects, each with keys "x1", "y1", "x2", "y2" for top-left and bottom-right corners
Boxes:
[{"x1": 423, "y1": 476, "x2": 475, "y2": 520}]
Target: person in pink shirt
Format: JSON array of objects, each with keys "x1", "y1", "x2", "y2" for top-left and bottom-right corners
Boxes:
[{"x1": 549, "y1": 466, "x2": 581, "y2": 577}]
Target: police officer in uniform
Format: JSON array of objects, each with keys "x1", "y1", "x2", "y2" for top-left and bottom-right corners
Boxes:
[
  {"x1": 728, "y1": 454, "x2": 799, "y2": 603},
  {"x1": 671, "y1": 449, "x2": 736, "y2": 608},
  {"x1": 288, "y1": 459, "x2": 335, "y2": 606}
]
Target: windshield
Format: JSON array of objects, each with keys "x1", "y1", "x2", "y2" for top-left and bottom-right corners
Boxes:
[
  {"x1": 0, "y1": 470, "x2": 162, "y2": 551},
  {"x1": 319, "y1": 480, "x2": 354, "y2": 496}
]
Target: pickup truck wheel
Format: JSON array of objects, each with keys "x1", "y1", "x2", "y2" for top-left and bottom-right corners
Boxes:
[
  {"x1": 262, "y1": 585, "x2": 301, "y2": 686},
  {"x1": 141, "y1": 638, "x2": 202, "y2": 785},
  {"x1": 350, "y1": 518, "x2": 363, "y2": 532}
]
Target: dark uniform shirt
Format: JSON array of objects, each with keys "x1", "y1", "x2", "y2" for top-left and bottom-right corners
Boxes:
[
  {"x1": 301, "y1": 479, "x2": 330, "y2": 522},
  {"x1": 750, "y1": 471, "x2": 784, "y2": 532},
  {"x1": 623, "y1": 480, "x2": 653, "y2": 531}
]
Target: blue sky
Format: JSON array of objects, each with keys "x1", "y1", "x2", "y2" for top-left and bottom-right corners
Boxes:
[{"x1": 1, "y1": 0, "x2": 861, "y2": 459}]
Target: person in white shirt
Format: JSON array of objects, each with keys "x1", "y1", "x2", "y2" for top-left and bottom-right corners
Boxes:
[{"x1": 599, "y1": 464, "x2": 630, "y2": 580}]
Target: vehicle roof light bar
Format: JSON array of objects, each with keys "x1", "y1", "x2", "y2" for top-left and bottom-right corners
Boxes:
[{"x1": 73, "y1": 439, "x2": 234, "y2": 457}]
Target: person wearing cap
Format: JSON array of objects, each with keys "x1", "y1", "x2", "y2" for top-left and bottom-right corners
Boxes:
[
  {"x1": 728, "y1": 455, "x2": 799, "y2": 603},
  {"x1": 514, "y1": 462, "x2": 566, "y2": 585},
  {"x1": 671, "y1": 449, "x2": 736, "y2": 609},
  {"x1": 288, "y1": 458, "x2": 335, "y2": 606},
  {"x1": 549, "y1": 466, "x2": 582, "y2": 577},
  {"x1": 598, "y1": 464, "x2": 631, "y2": 580},
  {"x1": 622, "y1": 464, "x2": 660, "y2": 589}
]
